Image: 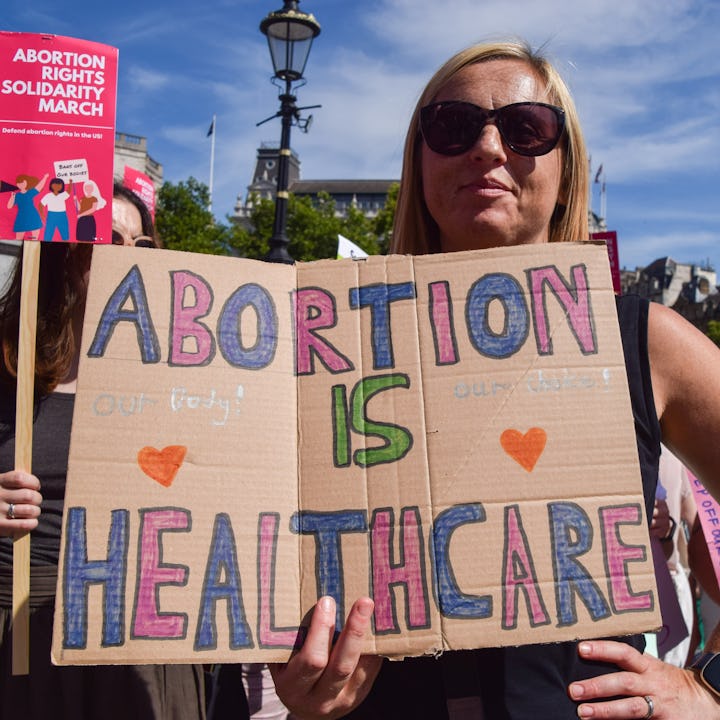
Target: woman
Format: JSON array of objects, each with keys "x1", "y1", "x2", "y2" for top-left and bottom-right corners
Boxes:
[
  {"x1": 111, "y1": 182, "x2": 158, "y2": 247},
  {"x1": 0, "y1": 185, "x2": 206, "y2": 719},
  {"x1": 74, "y1": 179, "x2": 107, "y2": 242},
  {"x1": 7, "y1": 173, "x2": 49, "y2": 241},
  {"x1": 269, "y1": 40, "x2": 720, "y2": 719}
]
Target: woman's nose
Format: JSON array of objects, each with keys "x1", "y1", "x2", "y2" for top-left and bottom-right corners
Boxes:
[{"x1": 469, "y1": 122, "x2": 507, "y2": 164}]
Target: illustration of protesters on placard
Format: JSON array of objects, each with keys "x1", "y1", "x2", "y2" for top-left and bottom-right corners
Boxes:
[
  {"x1": 0, "y1": 180, "x2": 19, "y2": 194},
  {"x1": 40, "y1": 177, "x2": 72, "y2": 241},
  {"x1": 6, "y1": 172, "x2": 49, "y2": 240},
  {"x1": 74, "y1": 178, "x2": 106, "y2": 242}
]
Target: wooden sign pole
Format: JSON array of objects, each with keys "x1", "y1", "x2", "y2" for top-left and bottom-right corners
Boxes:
[{"x1": 12, "y1": 241, "x2": 40, "y2": 675}]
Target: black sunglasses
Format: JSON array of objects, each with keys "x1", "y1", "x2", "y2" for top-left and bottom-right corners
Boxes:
[
  {"x1": 111, "y1": 230, "x2": 157, "y2": 248},
  {"x1": 420, "y1": 101, "x2": 565, "y2": 157}
]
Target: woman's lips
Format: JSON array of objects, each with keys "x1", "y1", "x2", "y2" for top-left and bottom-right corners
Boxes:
[{"x1": 460, "y1": 177, "x2": 510, "y2": 196}]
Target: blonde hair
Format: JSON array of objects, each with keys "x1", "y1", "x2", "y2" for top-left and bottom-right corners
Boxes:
[{"x1": 391, "y1": 40, "x2": 589, "y2": 255}]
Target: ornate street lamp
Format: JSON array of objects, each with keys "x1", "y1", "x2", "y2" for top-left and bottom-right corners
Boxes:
[{"x1": 258, "y1": 0, "x2": 321, "y2": 263}]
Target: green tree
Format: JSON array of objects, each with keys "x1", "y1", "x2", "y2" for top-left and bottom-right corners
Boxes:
[
  {"x1": 707, "y1": 320, "x2": 720, "y2": 347},
  {"x1": 155, "y1": 177, "x2": 236, "y2": 255},
  {"x1": 233, "y1": 186, "x2": 398, "y2": 261},
  {"x1": 341, "y1": 203, "x2": 379, "y2": 255},
  {"x1": 226, "y1": 194, "x2": 272, "y2": 259},
  {"x1": 373, "y1": 182, "x2": 399, "y2": 255},
  {"x1": 287, "y1": 192, "x2": 343, "y2": 261}
]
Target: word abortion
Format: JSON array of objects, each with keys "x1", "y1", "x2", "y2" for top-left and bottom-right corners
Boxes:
[{"x1": 87, "y1": 262, "x2": 598, "y2": 375}]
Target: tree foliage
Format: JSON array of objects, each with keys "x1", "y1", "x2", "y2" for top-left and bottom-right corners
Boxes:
[
  {"x1": 155, "y1": 177, "x2": 236, "y2": 255},
  {"x1": 154, "y1": 177, "x2": 399, "y2": 262},
  {"x1": 237, "y1": 185, "x2": 399, "y2": 261},
  {"x1": 373, "y1": 182, "x2": 398, "y2": 255},
  {"x1": 707, "y1": 320, "x2": 720, "y2": 347}
]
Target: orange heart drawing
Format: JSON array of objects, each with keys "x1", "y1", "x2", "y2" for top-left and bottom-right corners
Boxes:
[
  {"x1": 137, "y1": 446, "x2": 187, "y2": 487},
  {"x1": 500, "y1": 428, "x2": 547, "y2": 472}
]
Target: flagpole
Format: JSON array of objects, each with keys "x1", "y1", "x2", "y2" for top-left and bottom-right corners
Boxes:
[{"x1": 208, "y1": 114, "x2": 216, "y2": 214}]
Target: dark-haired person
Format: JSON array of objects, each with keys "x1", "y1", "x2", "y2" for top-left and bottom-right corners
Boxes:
[
  {"x1": 269, "y1": 40, "x2": 720, "y2": 720},
  {"x1": 0, "y1": 186, "x2": 206, "y2": 719},
  {"x1": 39, "y1": 178, "x2": 72, "y2": 242},
  {"x1": 111, "y1": 182, "x2": 158, "y2": 247}
]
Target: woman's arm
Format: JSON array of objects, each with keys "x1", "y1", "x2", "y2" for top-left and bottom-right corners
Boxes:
[
  {"x1": 648, "y1": 302, "x2": 720, "y2": 496},
  {"x1": 36, "y1": 172, "x2": 49, "y2": 194}
]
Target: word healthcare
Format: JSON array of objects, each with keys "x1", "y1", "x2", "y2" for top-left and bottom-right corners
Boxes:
[{"x1": 52, "y1": 243, "x2": 660, "y2": 665}]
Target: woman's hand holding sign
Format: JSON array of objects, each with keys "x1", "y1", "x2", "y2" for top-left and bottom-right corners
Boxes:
[
  {"x1": 569, "y1": 640, "x2": 720, "y2": 719},
  {"x1": 270, "y1": 596, "x2": 381, "y2": 719}
]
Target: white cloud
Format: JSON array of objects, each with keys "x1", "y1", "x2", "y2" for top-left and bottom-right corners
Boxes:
[
  {"x1": 75, "y1": 0, "x2": 716, "y2": 267},
  {"x1": 127, "y1": 66, "x2": 171, "y2": 92},
  {"x1": 619, "y1": 230, "x2": 718, "y2": 270},
  {"x1": 366, "y1": 0, "x2": 710, "y2": 59}
]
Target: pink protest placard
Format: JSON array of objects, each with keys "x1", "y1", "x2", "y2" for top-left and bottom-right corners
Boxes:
[
  {"x1": 0, "y1": 32, "x2": 118, "y2": 243},
  {"x1": 591, "y1": 231, "x2": 620, "y2": 294},
  {"x1": 122, "y1": 165, "x2": 156, "y2": 220},
  {"x1": 689, "y1": 472, "x2": 720, "y2": 588}
]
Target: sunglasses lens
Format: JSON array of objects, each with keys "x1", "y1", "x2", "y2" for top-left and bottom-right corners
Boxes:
[
  {"x1": 111, "y1": 230, "x2": 124, "y2": 245},
  {"x1": 421, "y1": 102, "x2": 564, "y2": 157},
  {"x1": 499, "y1": 104, "x2": 563, "y2": 156},
  {"x1": 421, "y1": 102, "x2": 486, "y2": 156}
]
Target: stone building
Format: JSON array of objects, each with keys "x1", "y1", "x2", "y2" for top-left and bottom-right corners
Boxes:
[
  {"x1": 290, "y1": 179, "x2": 396, "y2": 218},
  {"x1": 113, "y1": 131, "x2": 163, "y2": 188},
  {"x1": 232, "y1": 144, "x2": 395, "y2": 227},
  {"x1": 621, "y1": 257, "x2": 719, "y2": 331}
]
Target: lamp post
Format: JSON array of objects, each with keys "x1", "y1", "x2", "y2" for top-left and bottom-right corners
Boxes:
[{"x1": 258, "y1": 0, "x2": 321, "y2": 264}]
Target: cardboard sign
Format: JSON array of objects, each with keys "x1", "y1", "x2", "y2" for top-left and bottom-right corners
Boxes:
[
  {"x1": 52, "y1": 242, "x2": 660, "y2": 665},
  {"x1": 0, "y1": 32, "x2": 118, "y2": 242}
]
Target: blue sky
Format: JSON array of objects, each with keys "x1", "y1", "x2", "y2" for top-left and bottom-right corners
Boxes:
[{"x1": 5, "y1": 0, "x2": 719, "y2": 271}]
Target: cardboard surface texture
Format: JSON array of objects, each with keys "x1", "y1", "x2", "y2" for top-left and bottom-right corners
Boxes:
[{"x1": 52, "y1": 242, "x2": 660, "y2": 665}]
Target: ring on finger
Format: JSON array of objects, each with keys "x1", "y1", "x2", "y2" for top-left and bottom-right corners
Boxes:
[
  {"x1": 6, "y1": 503, "x2": 15, "y2": 520},
  {"x1": 643, "y1": 695, "x2": 654, "y2": 719}
]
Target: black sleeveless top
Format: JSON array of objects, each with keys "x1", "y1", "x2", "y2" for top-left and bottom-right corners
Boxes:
[
  {"x1": 345, "y1": 295, "x2": 661, "y2": 720},
  {"x1": 0, "y1": 392, "x2": 74, "y2": 567}
]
